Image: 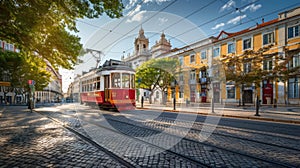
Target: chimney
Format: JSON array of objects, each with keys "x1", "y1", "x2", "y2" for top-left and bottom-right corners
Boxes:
[{"x1": 262, "y1": 18, "x2": 264, "y2": 24}]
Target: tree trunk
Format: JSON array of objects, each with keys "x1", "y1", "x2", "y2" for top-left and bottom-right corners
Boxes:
[{"x1": 242, "y1": 84, "x2": 245, "y2": 106}]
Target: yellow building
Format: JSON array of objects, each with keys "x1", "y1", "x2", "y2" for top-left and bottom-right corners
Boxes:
[
  {"x1": 163, "y1": 6, "x2": 300, "y2": 105},
  {"x1": 212, "y1": 7, "x2": 300, "y2": 105}
]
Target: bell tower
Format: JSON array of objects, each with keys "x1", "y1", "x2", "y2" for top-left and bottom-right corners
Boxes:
[{"x1": 134, "y1": 27, "x2": 149, "y2": 55}]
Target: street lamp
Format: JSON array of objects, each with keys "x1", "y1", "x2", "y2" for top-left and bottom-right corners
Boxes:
[{"x1": 171, "y1": 79, "x2": 177, "y2": 111}]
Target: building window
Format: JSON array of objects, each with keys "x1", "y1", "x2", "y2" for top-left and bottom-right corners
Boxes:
[
  {"x1": 288, "y1": 25, "x2": 299, "y2": 39},
  {"x1": 263, "y1": 32, "x2": 274, "y2": 45},
  {"x1": 263, "y1": 59, "x2": 273, "y2": 70},
  {"x1": 201, "y1": 50, "x2": 207, "y2": 59},
  {"x1": 227, "y1": 42, "x2": 235, "y2": 54},
  {"x1": 179, "y1": 56, "x2": 183, "y2": 66},
  {"x1": 179, "y1": 73, "x2": 184, "y2": 82},
  {"x1": 213, "y1": 47, "x2": 220, "y2": 57},
  {"x1": 227, "y1": 86, "x2": 235, "y2": 99},
  {"x1": 4, "y1": 43, "x2": 10, "y2": 50},
  {"x1": 244, "y1": 63, "x2": 251, "y2": 73},
  {"x1": 290, "y1": 53, "x2": 300, "y2": 68},
  {"x1": 190, "y1": 54, "x2": 195, "y2": 64},
  {"x1": 288, "y1": 78, "x2": 299, "y2": 98},
  {"x1": 243, "y1": 37, "x2": 252, "y2": 50},
  {"x1": 179, "y1": 91, "x2": 184, "y2": 98},
  {"x1": 156, "y1": 91, "x2": 159, "y2": 99},
  {"x1": 190, "y1": 70, "x2": 196, "y2": 80},
  {"x1": 179, "y1": 86, "x2": 184, "y2": 98}
]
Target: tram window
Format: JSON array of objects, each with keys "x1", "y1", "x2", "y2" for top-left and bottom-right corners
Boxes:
[
  {"x1": 131, "y1": 74, "x2": 135, "y2": 89},
  {"x1": 112, "y1": 73, "x2": 121, "y2": 88},
  {"x1": 122, "y1": 73, "x2": 130, "y2": 88},
  {"x1": 90, "y1": 84, "x2": 93, "y2": 91},
  {"x1": 96, "y1": 81, "x2": 100, "y2": 90}
]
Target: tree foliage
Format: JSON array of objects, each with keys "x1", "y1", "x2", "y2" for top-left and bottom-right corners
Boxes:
[
  {"x1": 135, "y1": 58, "x2": 179, "y2": 103},
  {"x1": 0, "y1": 50, "x2": 51, "y2": 92},
  {"x1": 274, "y1": 47, "x2": 300, "y2": 82},
  {"x1": 0, "y1": 0, "x2": 124, "y2": 69},
  {"x1": 221, "y1": 45, "x2": 274, "y2": 88}
]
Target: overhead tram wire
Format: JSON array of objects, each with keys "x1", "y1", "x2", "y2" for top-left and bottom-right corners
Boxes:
[
  {"x1": 76, "y1": 1, "x2": 147, "y2": 68},
  {"x1": 100, "y1": 0, "x2": 179, "y2": 61},
  {"x1": 120, "y1": 1, "x2": 297, "y2": 57},
  {"x1": 84, "y1": 0, "x2": 298, "y2": 62},
  {"x1": 120, "y1": 0, "x2": 260, "y2": 54},
  {"x1": 187, "y1": 2, "x2": 300, "y2": 46},
  {"x1": 122, "y1": 0, "x2": 218, "y2": 54},
  {"x1": 218, "y1": 0, "x2": 258, "y2": 26},
  {"x1": 167, "y1": 0, "x2": 261, "y2": 42},
  {"x1": 90, "y1": 0, "x2": 147, "y2": 49},
  {"x1": 76, "y1": 19, "x2": 125, "y2": 36},
  {"x1": 82, "y1": 0, "x2": 299, "y2": 68}
]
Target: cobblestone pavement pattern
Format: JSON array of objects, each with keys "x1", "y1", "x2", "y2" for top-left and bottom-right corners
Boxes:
[
  {"x1": 0, "y1": 106, "x2": 126, "y2": 168},
  {"x1": 38, "y1": 104, "x2": 292, "y2": 167}
]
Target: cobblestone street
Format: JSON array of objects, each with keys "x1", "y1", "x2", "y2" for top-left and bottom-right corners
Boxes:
[
  {"x1": 0, "y1": 106, "x2": 126, "y2": 168},
  {"x1": 1, "y1": 104, "x2": 300, "y2": 168}
]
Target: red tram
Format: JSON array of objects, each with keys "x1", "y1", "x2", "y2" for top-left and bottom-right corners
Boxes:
[{"x1": 80, "y1": 59, "x2": 136, "y2": 111}]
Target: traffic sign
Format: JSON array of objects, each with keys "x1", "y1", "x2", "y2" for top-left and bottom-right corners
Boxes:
[{"x1": 28, "y1": 80, "x2": 35, "y2": 85}]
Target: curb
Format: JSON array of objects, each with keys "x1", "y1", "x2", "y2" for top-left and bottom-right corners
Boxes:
[{"x1": 136, "y1": 107, "x2": 300, "y2": 125}]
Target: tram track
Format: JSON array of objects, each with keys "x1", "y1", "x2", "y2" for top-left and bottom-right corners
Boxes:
[
  {"x1": 99, "y1": 111, "x2": 299, "y2": 168},
  {"x1": 35, "y1": 111, "x2": 137, "y2": 168},
  {"x1": 129, "y1": 110, "x2": 300, "y2": 146},
  {"x1": 36, "y1": 105, "x2": 299, "y2": 167},
  {"x1": 130, "y1": 111, "x2": 300, "y2": 151},
  {"x1": 35, "y1": 110, "x2": 211, "y2": 168}
]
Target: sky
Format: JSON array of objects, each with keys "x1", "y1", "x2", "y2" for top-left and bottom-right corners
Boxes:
[{"x1": 60, "y1": 0, "x2": 300, "y2": 93}]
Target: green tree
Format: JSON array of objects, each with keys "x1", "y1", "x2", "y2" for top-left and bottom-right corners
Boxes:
[
  {"x1": 0, "y1": 50, "x2": 51, "y2": 103},
  {"x1": 135, "y1": 58, "x2": 179, "y2": 104},
  {"x1": 0, "y1": 0, "x2": 123, "y2": 69},
  {"x1": 221, "y1": 45, "x2": 273, "y2": 105},
  {"x1": 274, "y1": 46, "x2": 300, "y2": 104}
]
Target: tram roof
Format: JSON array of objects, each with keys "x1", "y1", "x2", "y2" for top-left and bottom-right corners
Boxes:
[{"x1": 98, "y1": 59, "x2": 135, "y2": 72}]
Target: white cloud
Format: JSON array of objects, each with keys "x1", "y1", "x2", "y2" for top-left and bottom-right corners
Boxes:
[
  {"x1": 240, "y1": 4, "x2": 262, "y2": 12},
  {"x1": 212, "y1": 23, "x2": 225, "y2": 30},
  {"x1": 127, "y1": 4, "x2": 142, "y2": 17},
  {"x1": 125, "y1": 0, "x2": 138, "y2": 9},
  {"x1": 126, "y1": 10, "x2": 147, "y2": 23},
  {"x1": 158, "y1": 17, "x2": 168, "y2": 25},
  {"x1": 220, "y1": 0, "x2": 236, "y2": 12},
  {"x1": 227, "y1": 14, "x2": 247, "y2": 24}
]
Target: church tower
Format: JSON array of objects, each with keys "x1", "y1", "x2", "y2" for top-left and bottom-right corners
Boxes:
[
  {"x1": 134, "y1": 27, "x2": 149, "y2": 55},
  {"x1": 151, "y1": 32, "x2": 172, "y2": 58}
]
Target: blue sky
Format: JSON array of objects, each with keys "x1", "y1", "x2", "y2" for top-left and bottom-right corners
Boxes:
[{"x1": 60, "y1": 0, "x2": 300, "y2": 92}]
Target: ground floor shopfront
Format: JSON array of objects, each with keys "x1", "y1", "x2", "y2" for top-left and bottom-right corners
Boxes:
[{"x1": 166, "y1": 78, "x2": 300, "y2": 105}]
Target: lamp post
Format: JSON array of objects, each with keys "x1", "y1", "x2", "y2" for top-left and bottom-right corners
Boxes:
[
  {"x1": 207, "y1": 77, "x2": 215, "y2": 113},
  {"x1": 171, "y1": 80, "x2": 177, "y2": 111}
]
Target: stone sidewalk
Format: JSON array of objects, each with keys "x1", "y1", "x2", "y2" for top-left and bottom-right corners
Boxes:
[{"x1": 136, "y1": 102, "x2": 300, "y2": 124}]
